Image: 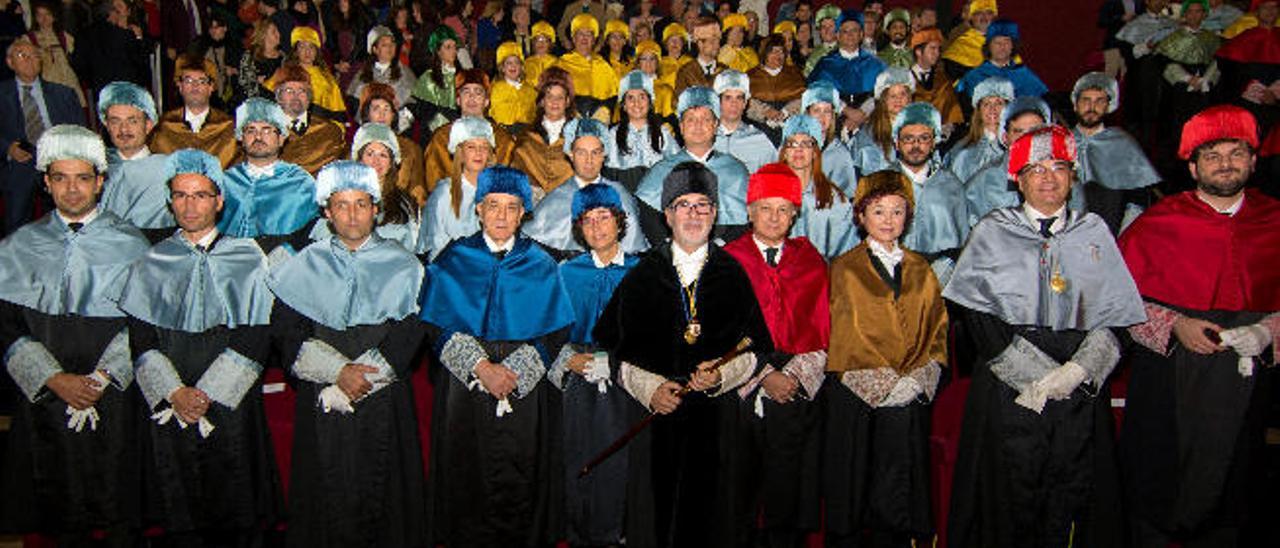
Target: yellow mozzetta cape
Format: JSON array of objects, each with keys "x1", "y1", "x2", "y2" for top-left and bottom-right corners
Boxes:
[
  {"x1": 942, "y1": 28, "x2": 986, "y2": 68},
  {"x1": 557, "y1": 52, "x2": 620, "y2": 100},
  {"x1": 523, "y1": 54, "x2": 559, "y2": 87},
  {"x1": 718, "y1": 45, "x2": 760, "y2": 73},
  {"x1": 489, "y1": 80, "x2": 538, "y2": 127},
  {"x1": 827, "y1": 244, "x2": 948, "y2": 374}
]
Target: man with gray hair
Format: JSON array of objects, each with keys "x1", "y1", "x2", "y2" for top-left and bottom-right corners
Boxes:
[{"x1": 272, "y1": 64, "x2": 348, "y2": 176}]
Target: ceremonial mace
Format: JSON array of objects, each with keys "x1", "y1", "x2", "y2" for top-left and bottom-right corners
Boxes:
[{"x1": 577, "y1": 337, "x2": 753, "y2": 478}]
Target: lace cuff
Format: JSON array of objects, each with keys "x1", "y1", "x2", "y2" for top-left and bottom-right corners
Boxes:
[
  {"x1": 95, "y1": 329, "x2": 133, "y2": 390},
  {"x1": 710, "y1": 352, "x2": 758, "y2": 397},
  {"x1": 737, "y1": 365, "x2": 775, "y2": 400},
  {"x1": 547, "y1": 345, "x2": 575, "y2": 391},
  {"x1": 1070, "y1": 329, "x2": 1122, "y2": 387},
  {"x1": 620, "y1": 361, "x2": 667, "y2": 411},
  {"x1": 784, "y1": 350, "x2": 827, "y2": 399},
  {"x1": 292, "y1": 339, "x2": 350, "y2": 385},
  {"x1": 988, "y1": 335, "x2": 1060, "y2": 393},
  {"x1": 1130, "y1": 302, "x2": 1178, "y2": 355},
  {"x1": 136, "y1": 349, "x2": 184, "y2": 410},
  {"x1": 1261, "y1": 313, "x2": 1280, "y2": 365},
  {"x1": 906, "y1": 360, "x2": 943, "y2": 402},
  {"x1": 502, "y1": 344, "x2": 545, "y2": 398},
  {"x1": 840, "y1": 368, "x2": 897, "y2": 406},
  {"x1": 4, "y1": 336, "x2": 62, "y2": 402},
  {"x1": 195, "y1": 349, "x2": 263, "y2": 410},
  {"x1": 440, "y1": 333, "x2": 487, "y2": 385}
]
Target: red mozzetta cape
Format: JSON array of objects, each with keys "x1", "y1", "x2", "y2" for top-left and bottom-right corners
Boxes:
[
  {"x1": 1216, "y1": 26, "x2": 1280, "y2": 64},
  {"x1": 724, "y1": 234, "x2": 830, "y2": 353},
  {"x1": 1118, "y1": 189, "x2": 1280, "y2": 313}
]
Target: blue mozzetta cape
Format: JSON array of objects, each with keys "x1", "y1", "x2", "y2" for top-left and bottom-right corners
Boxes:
[
  {"x1": 807, "y1": 49, "x2": 886, "y2": 99},
  {"x1": 559, "y1": 252, "x2": 639, "y2": 345},
  {"x1": 100, "y1": 151, "x2": 175, "y2": 229},
  {"x1": 218, "y1": 161, "x2": 318, "y2": 237},
  {"x1": 634, "y1": 150, "x2": 751, "y2": 225},
  {"x1": 522, "y1": 177, "x2": 649, "y2": 255},
  {"x1": 115, "y1": 232, "x2": 275, "y2": 332},
  {"x1": 0, "y1": 211, "x2": 148, "y2": 318},
  {"x1": 956, "y1": 61, "x2": 1048, "y2": 99},
  {"x1": 269, "y1": 234, "x2": 424, "y2": 330},
  {"x1": 419, "y1": 234, "x2": 575, "y2": 341}
]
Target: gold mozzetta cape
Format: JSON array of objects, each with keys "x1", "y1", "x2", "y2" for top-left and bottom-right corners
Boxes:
[
  {"x1": 827, "y1": 243, "x2": 948, "y2": 374},
  {"x1": 281, "y1": 116, "x2": 348, "y2": 175},
  {"x1": 395, "y1": 135, "x2": 428, "y2": 206},
  {"x1": 149, "y1": 108, "x2": 239, "y2": 168},
  {"x1": 509, "y1": 128, "x2": 573, "y2": 196}
]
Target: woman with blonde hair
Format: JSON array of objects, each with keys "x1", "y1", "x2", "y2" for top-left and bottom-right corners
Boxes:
[
  {"x1": 236, "y1": 19, "x2": 285, "y2": 103},
  {"x1": 419, "y1": 116, "x2": 497, "y2": 260}
]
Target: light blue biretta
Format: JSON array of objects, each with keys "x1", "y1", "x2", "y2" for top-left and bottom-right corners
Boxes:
[
  {"x1": 165, "y1": 149, "x2": 226, "y2": 194},
  {"x1": 562, "y1": 117, "x2": 613, "y2": 158},
  {"x1": 571, "y1": 182, "x2": 624, "y2": 220},
  {"x1": 351, "y1": 123, "x2": 402, "y2": 165},
  {"x1": 475, "y1": 164, "x2": 534, "y2": 212},
  {"x1": 97, "y1": 81, "x2": 158, "y2": 124},
  {"x1": 677, "y1": 86, "x2": 721, "y2": 119},
  {"x1": 448, "y1": 116, "x2": 496, "y2": 154},
  {"x1": 314, "y1": 160, "x2": 382, "y2": 206},
  {"x1": 617, "y1": 70, "x2": 655, "y2": 102},
  {"x1": 802, "y1": 80, "x2": 845, "y2": 113},
  {"x1": 782, "y1": 114, "x2": 825, "y2": 149},
  {"x1": 986, "y1": 19, "x2": 1020, "y2": 42},
  {"x1": 36, "y1": 124, "x2": 108, "y2": 172},
  {"x1": 874, "y1": 66, "x2": 915, "y2": 100},
  {"x1": 971, "y1": 76, "x2": 1015, "y2": 108},
  {"x1": 1000, "y1": 95, "x2": 1052, "y2": 141},
  {"x1": 234, "y1": 97, "x2": 290, "y2": 140},
  {"x1": 893, "y1": 102, "x2": 943, "y2": 143},
  {"x1": 1072, "y1": 71, "x2": 1120, "y2": 113},
  {"x1": 713, "y1": 70, "x2": 751, "y2": 100}
]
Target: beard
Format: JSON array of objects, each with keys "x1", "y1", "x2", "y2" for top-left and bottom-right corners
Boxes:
[
  {"x1": 1197, "y1": 169, "x2": 1249, "y2": 197},
  {"x1": 1076, "y1": 110, "x2": 1104, "y2": 129}
]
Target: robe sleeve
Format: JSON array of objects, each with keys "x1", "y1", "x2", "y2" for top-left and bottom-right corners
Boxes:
[
  {"x1": 709, "y1": 351, "x2": 758, "y2": 397},
  {"x1": 196, "y1": 345, "x2": 264, "y2": 410},
  {"x1": 438, "y1": 331, "x2": 488, "y2": 385},
  {"x1": 376, "y1": 316, "x2": 428, "y2": 378},
  {"x1": 3, "y1": 301, "x2": 60, "y2": 402},
  {"x1": 1129, "y1": 301, "x2": 1180, "y2": 355},
  {"x1": 840, "y1": 368, "x2": 898, "y2": 406},
  {"x1": 784, "y1": 350, "x2": 828, "y2": 399},
  {"x1": 1069, "y1": 329, "x2": 1124, "y2": 389},
  {"x1": 95, "y1": 328, "x2": 133, "y2": 390},
  {"x1": 502, "y1": 343, "x2": 546, "y2": 398},
  {"x1": 906, "y1": 360, "x2": 944, "y2": 402},
  {"x1": 620, "y1": 360, "x2": 667, "y2": 411}
]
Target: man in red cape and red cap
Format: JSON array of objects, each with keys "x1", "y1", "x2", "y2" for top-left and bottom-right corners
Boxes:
[
  {"x1": 1119, "y1": 104, "x2": 1280, "y2": 547},
  {"x1": 723, "y1": 162, "x2": 830, "y2": 547}
]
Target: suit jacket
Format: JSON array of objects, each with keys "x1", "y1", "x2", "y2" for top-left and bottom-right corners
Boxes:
[
  {"x1": 160, "y1": 0, "x2": 207, "y2": 52},
  {"x1": 1, "y1": 78, "x2": 83, "y2": 169}
]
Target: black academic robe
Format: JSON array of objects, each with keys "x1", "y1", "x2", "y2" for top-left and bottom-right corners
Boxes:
[
  {"x1": 593, "y1": 242, "x2": 774, "y2": 548},
  {"x1": 274, "y1": 305, "x2": 428, "y2": 548},
  {"x1": 0, "y1": 304, "x2": 141, "y2": 537},
  {"x1": 129, "y1": 318, "x2": 280, "y2": 536}
]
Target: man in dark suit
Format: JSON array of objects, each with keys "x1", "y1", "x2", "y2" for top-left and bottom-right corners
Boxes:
[{"x1": 1, "y1": 41, "x2": 84, "y2": 235}]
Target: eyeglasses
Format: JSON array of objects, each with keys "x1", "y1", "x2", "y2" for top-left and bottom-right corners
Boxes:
[
  {"x1": 171, "y1": 190, "x2": 219, "y2": 201},
  {"x1": 671, "y1": 200, "x2": 714, "y2": 215},
  {"x1": 897, "y1": 134, "x2": 934, "y2": 145},
  {"x1": 179, "y1": 76, "x2": 212, "y2": 86},
  {"x1": 1019, "y1": 161, "x2": 1073, "y2": 177},
  {"x1": 784, "y1": 139, "x2": 817, "y2": 149}
]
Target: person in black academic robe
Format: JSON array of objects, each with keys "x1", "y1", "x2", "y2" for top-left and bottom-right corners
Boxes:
[
  {"x1": 116, "y1": 150, "x2": 281, "y2": 547},
  {"x1": 270, "y1": 161, "x2": 428, "y2": 548},
  {"x1": 942, "y1": 126, "x2": 1146, "y2": 548},
  {"x1": 418, "y1": 165, "x2": 576, "y2": 547},
  {"x1": 0, "y1": 126, "x2": 149, "y2": 544},
  {"x1": 593, "y1": 161, "x2": 774, "y2": 548}
]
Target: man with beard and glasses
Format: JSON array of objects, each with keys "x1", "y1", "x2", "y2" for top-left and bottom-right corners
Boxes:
[
  {"x1": 892, "y1": 102, "x2": 968, "y2": 284},
  {"x1": 1071, "y1": 72, "x2": 1161, "y2": 235},
  {"x1": 218, "y1": 98, "x2": 318, "y2": 243},
  {"x1": 273, "y1": 64, "x2": 348, "y2": 176},
  {"x1": 1118, "y1": 105, "x2": 1280, "y2": 547},
  {"x1": 96, "y1": 82, "x2": 175, "y2": 239}
]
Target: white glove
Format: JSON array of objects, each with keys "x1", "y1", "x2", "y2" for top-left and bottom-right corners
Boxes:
[
  {"x1": 467, "y1": 378, "x2": 514, "y2": 417},
  {"x1": 66, "y1": 406, "x2": 99, "y2": 432},
  {"x1": 584, "y1": 353, "x2": 611, "y2": 393},
  {"x1": 1039, "y1": 361, "x2": 1089, "y2": 401},
  {"x1": 1133, "y1": 42, "x2": 1151, "y2": 57},
  {"x1": 881, "y1": 376, "x2": 921, "y2": 407},
  {"x1": 151, "y1": 407, "x2": 216, "y2": 437},
  {"x1": 1219, "y1": 324, "x2": 1271, "y2": 358},
  {"x1": 318, "y1": 385, "x2": 355, "y2": 414},
  {"x1": 1014, "y1": 384, "x2": 1048, "y2": 414}
]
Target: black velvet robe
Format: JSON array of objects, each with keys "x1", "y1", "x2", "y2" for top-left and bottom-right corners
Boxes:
[
  {"x1": 592, "y1": 242, "x2": 774, "y2": 548},
  {"x1": 273, "y1": 304, "x2": 428, "y2": 548}
]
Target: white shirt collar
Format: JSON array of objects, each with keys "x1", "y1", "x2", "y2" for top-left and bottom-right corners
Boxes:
[
  {"x1": 912, "y1": 63, "x2": 931, "y2": 78},
  {"x1": 543, "y1": 117, "x2": 566, "y2": 140},
  {"x1": 184, "y1": 107, "x2": 210, "y2": 132},
  {"x1": 181, "y1": 227, "x2": 219, "y2": 248},
  {"x1": 900, "y1": 161, "x2": 930, "y2": 186},
  {"x1": 1197, "y1": 192, "x2": 1245, "y2": 216},
  {"x1": 671, "y1": 242, "x2": 709, "y2": 287},
  {"x1": 868, "y1": 238, "x2": 904, "y2": 270},
  {"x1": 839, "y1": 48, "x2": 860, "y2": 59},
  {"x1": 483, "y1": 232, "x2": 516, "y2": 253},
  {"x1": 289, "y1": 111, "x2": 309, "y2": 127},
  {"x1": 686, "y1": 148, "x2": 713, "y2": 164},
  {"x1": 591, "y1": 248, "x2": 625, "y2": 268},
  {"x1": 763, "y1": 65, "x2": 782, "y2": 76},
  {"x1": 1022, "y1": 203, "x2": 1068, "y2": 234},
  {"x1": 506, "y1": 77, "x2": 523, "y2": 89},
  {"x1": 57, "y1": 207, "x2": 99, "y2": 228},
  {"x1": 245, "y1": 161, "x2": 278, "y2": 179},
  {"x1": 119, "y1": 146, "x2": 152, "y2": 161},
  {"x1": 374, "y1": 61, "x2": 391, "y2": 72},
  {"x1": 752, "y1": 234, "x2": 783, "y2": 262},
  {"x1": 574, "y1": 175, "x2": 600, "y2": 189}
]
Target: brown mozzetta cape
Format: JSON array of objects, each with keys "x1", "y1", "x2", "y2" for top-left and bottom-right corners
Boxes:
[
  {"x1": 395, "y1": 135, "x2": 428, "y2": 206},
  {"x1": 422, "y1": 120, "x2": 517, "y2": 194},
  {"x1": 280, "y1": 115, "x2": 348, "y2": 175},
  {"x1": 149, "y1": 108, "x2": 239, "y2": 168},
  {"x1": 827, "y1": 242, "x2": 947, "y2": 375},
  {"x1": 747, "y1": 64, "x2": 807, "y2": 105},
  {"x1": 912, "y1": 69, "x2": 965, "y2": 126},
  {"x1": 509, "y1": 126, "x2": 574, "y2": 196}
]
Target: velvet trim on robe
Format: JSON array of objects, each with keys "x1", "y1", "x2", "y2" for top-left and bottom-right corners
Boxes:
[
  {"x1": 217, "y1": 161, "x2": 318, "y2": 238},
  {"x1": 1118, "y1": 189, "x2": 1280, "y2": 313},
  {"x1": 101, "y1": 152, "x2": 175, "y2": 229},
  {"x1": 943, "y1": 208, "x2": 1147, "y2": 331},
  {"x1": 828, "y1": 243, "x2": 947, "y2": 374},
  {"x1": 148, "y1": 107, "x2": 239, "y2": 168},
  {"x1": 723, "y1": 234, "x2": 829, "y2": 354},
  {"x1": 419, "y1": 234, "x2": 575, "y2": 342},
  {"x1": 269, "y1": 234, "x2": 424, "y2": 330},
  {"x1": 0, "y1": 211, "x2": 148, "y2": 318},
  {"x1": 116, "y1": 232, "x2": 274, "y2": 333}
]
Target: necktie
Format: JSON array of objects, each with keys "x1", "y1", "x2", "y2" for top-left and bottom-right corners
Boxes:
[
  {"x1": 292, "y1": 119, "x2": 308, "y2": 135},
  {"x1": 1038, "y1": 217, "x2": 1056, "y2": 238},
  {"x1": 494, "y1": 250, "x2": 507, "y2": 260},
  {"x1": 705, "y1": 63, "x2": 715, "y2": 76},
  {"x1": 764, "y1": 247, "x2": 778, "y2": 267},
  {"x1": 67, "y1": 222, "x2": 83, "y2": 232},
  {"x1": 195, "y1": 244, "x2": 208, "y2": 253},
  {"x1": 22, "y1": 84, "x2": 45, "y2": 143}
]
